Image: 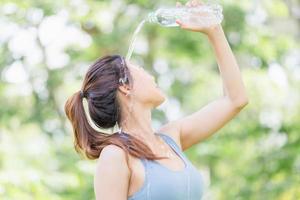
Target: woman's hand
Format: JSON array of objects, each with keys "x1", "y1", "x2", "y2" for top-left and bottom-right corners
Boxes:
[{"x1": 175, "y1": 0, "x2": 222, "y2": 36}]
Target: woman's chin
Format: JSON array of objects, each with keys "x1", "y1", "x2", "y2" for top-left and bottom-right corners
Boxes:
[
  {"x1": 156, "y1": 92, "x2": 166, "y2": 106},
  {"x1": 149, "y1": 86, "x2": 166, "y2": 107}
]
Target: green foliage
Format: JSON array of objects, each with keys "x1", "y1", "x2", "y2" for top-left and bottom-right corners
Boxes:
[{"x1": 0, "y1": 0, "x2": 299, "y2": 199}]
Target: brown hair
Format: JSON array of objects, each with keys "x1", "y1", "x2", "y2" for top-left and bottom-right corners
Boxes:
[{"x1": 64, "y1": 55, "x2": 166, "y2": 165}]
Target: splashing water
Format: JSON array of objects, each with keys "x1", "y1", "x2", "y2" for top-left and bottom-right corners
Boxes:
[{"x1": 125, "y1": 19, "x2": 146, "y2": 61}]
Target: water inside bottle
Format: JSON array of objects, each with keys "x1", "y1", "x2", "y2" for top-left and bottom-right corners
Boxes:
[{"x1": 154, "y1": 8, "x2": 187, "y2": 27}]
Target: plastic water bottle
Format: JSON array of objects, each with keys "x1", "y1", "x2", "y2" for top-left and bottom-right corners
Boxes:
[{"x1": 147, "y1": 4, "x2": 223, "y2": 28}]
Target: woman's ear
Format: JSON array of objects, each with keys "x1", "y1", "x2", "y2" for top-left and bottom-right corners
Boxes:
[{"x1": 118, "y1": 84, "x2": 131, "y2": 96}]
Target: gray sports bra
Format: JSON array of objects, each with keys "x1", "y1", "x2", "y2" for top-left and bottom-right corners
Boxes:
[{"x1": 127, "y1": 132, "x2": 204, "y2": 200}]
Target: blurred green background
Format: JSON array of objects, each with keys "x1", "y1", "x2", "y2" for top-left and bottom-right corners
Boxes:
[{"x1": 0, "y1": 0, "x2": 300, "y2": 199}]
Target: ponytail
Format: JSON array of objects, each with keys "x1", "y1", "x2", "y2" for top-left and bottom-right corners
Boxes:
[{"x1": 64, "y1": 55, "x2": 167, "y2": 167}]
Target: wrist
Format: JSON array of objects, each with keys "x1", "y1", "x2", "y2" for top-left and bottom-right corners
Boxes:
[{"x1": 207, "y1": 25, "x2": 223, "y2": 40}]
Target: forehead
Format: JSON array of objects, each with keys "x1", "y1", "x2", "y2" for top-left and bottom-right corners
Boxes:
[{"x1": 126, "y1": 61, "x2": 141, "y2": 71}]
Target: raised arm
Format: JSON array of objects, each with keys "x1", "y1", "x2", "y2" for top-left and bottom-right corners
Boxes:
[{"x1": 158, "y1": 1, "x2": 249, "y2": 151}]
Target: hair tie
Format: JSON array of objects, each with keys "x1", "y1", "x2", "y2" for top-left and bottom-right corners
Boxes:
[
  {"x1": 120, "y1": 56, "x2": 125, "y2": 67},
  {"x1": 119, "y1": 56, "x2": 128, "y2": 85},
  {"x1": 80, "y1": 90, "x2": 85, "y2": 98}
]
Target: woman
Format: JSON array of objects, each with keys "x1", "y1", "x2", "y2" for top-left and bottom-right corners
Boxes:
[{"x1": 64, "y1": 0, "x2": 249, "y2": 199}]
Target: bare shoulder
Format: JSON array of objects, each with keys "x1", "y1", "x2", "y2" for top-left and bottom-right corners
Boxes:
[
  {"x1": 97, "y1": 144, "x2": 130, "y2": 171},
  {"x1": 156, "y1": 120, "x2": 182, "y2": 150},
  {"x1": 94, "y1": 144, "x2": 130, "y2": 199}
]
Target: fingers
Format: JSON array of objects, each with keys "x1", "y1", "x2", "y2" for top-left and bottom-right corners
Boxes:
[
  {"x1": 191, "y1": 0, "x2": 197, "y2": 6},
  {"x1": 186, "y1": 0, "x2": 204, "y2": 7},
  {"x1": 196, "y1": 0, "x2": 204, "y2": 6},
  {"x1": 175, "y1": 19, "x2": 182, "y2": 26},
  {"x1": 175, "y1": 19, "x2": 185, "y2": 28},
  {"x1": 186, "y1": 1, "x2": 191, "y2": 7},
  {"x1": 176, "y1": 1, "x2": 183, "y2": 7},
  {"x1": 176, "y1": 19, "x2": 189, "y2": 29}
]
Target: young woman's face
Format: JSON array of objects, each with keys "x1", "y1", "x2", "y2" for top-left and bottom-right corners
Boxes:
[{"x1": 127, "y1": 61, "x2": 166, "y2": 108}]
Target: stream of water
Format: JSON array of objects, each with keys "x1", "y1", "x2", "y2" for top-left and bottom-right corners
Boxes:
[{"x1": 125, "y1": 19, "x2": 146, "y2": 61}]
